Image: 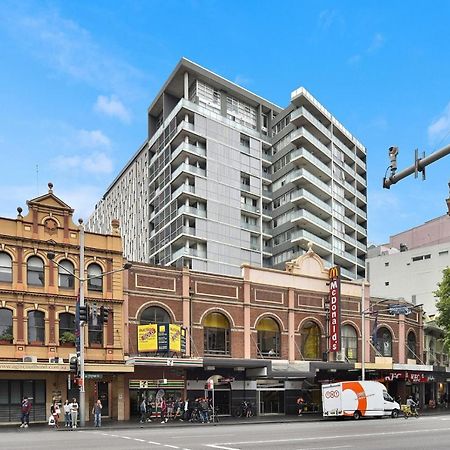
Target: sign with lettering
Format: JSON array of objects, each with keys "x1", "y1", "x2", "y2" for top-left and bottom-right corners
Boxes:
[
  {"x1": 328, "y1": 266, "x2": 341, "y2": 353},
  {"x1": 388, "y1": 305, "x2": 412, "y2": 316},
  {"x1": 137, "y1": 324, "x2": 158, "y2": 352}
]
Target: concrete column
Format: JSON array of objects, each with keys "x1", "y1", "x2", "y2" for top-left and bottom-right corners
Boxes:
[
  {"x1": 181, "y1": 267, "x2": 191, "y2": 356},
  {"x1": 243, "y1": 266, "x2": 251, "y2": 359},
  {"x1": 398, "y1": 314, "x2": 406, "y2": 363},
  {"x1": 184, "y1": 71, "x2": 189, "y2": 99},
  {"x1": 288, "y1": 289, "x2": 295, "y2": 361}
]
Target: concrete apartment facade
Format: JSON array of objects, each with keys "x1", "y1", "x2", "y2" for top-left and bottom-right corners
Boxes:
[
  {"x1": 367, "y1": 215, "x2": 450, "y2": 316},
  {"x1": 88, "y1": 58, "x2": 367, "y2": 279}
]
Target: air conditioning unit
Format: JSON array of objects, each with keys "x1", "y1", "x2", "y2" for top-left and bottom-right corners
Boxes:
[
  {"x1": 23, "y1": 355, "x2": 37, "y2": 363},
  {"x1": 49, "y1": 357, "x2": 64, "y2": 364}
]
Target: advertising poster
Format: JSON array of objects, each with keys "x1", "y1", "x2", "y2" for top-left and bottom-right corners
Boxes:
[{"x1": 137, "y1": 324, "x2": 158, "y2": 352}]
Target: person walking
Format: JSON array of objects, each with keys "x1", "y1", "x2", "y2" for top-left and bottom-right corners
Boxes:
[
  {"x1": 63, "y1": 400, "x2": 72, "y2": 427},
  {"x1": 20, "y1": 397, "x2": 32, "y2": 428},
  {"x1": 296, "y1": 396, "x2": 305, "y2": 416},
  {"x1": 70, "y1": 398, "x2": 79, "y2": 429},
  {"x1": 50, "y1": 400, "x2": 61, "y2": 428},
  {"x1": 92, "y1": 399, "x2": 102, "y2": 427},
  {"x1": 139, "y1": 398, "x2": 147, "y2": 423}
]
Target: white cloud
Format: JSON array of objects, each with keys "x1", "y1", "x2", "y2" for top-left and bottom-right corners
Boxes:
[
  {"x1": 428, "y1": 102, "x2": 450, "y2": 144},
  {"x1": 368, "y1": 33, "x2": 385, "y2": 53},
  {"x1": 94, "y1": 95, "x2": 131, "y2": 123},
  {"x1": 77, "y1": 129, "x2": 111, "y2": 148},
  {"x1": 318, "y1": 9, "x2": 338, "y2": 30},
  {"x1": 1, "y1": 6, "x2": 145, "y2": 98},
  {"x1": 52, "y1": 152, "x2": 113, "y2": 175}
]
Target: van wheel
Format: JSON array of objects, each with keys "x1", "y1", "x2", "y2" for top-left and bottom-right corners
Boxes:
[
  {"x1": 391, "y1": 409, "x2": 399, "y2": 419},
  {"x1": 353, "y1": 411, "x2": 361, "y2": 420}
]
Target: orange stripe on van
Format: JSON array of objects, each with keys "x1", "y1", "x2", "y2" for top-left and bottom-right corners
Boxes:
[{"x1": 342, "y1": 381, "x2": 367, "y2": 416}]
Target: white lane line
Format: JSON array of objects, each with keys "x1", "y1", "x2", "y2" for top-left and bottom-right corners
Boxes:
[
  {"x1": 210, "y1": 426, "x2": 450, "y2": 447},
  {"x1": 296, "y1": 447, "x2": 352, "y2": 450},
  {"x1": 205, "y1": 445, "x2": 240, "y2": 450},
  {"x1": 164, "y1": 446, "x2": 179, "y2": 449},
  {"x1": 134, "y1": 438, "x2": 146, "y2": 442},
  {"x1": 148, "y1": 441, "x2": 162, "y2": 445},
  {"x1": 120, "y1": 436, "x2": 133, "y2": 439}
]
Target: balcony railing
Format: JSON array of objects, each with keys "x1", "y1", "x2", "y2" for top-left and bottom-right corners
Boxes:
[
  {"x1": 291, "y1": 188, "x2": 332, "y2": 214},
  {"x1": 172, "y1": 162, "x2": 206, "y2": 180},
  {"x1": 291, "y1": 147, "x2": 331, "y2": 177},
  {"x1": 172, "y1": 141, "x2": 206, "y2": 160},
  {"x1": 291, "y1": 107, "x2": 332, "y2": 139},
  {"x1": 177, "y1": 205, "x2": 207, "y2": 218},
  {"x1": 291, "y1": 229, "x2": 332, "y2": 250},
  {"x1": 291, "y1": 127, "x2": 332, "y2": 159}
]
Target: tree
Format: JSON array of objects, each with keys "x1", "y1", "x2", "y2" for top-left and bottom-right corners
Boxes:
[{"x1": 435, "y1": 267, "x2": 450, "y2": 350}]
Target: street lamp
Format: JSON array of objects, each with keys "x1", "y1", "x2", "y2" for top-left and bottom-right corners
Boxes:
[{"x1": 47, "y1": 218, "x2": 131, "y2": 427}]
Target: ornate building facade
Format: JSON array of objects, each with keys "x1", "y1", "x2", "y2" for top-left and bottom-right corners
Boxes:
[{"x1": 0, "y1": 184, "x2": 132, "y2": 424}]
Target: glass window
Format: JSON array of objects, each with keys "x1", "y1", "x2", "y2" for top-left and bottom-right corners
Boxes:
[
  {"x1": 301, "y1": 321, "x2": 321, "y2": 360},
  {"x1": 407, "y1": 332, "x2": 416, "y2": 360},
  {"x1": 0, "y1": 252, "x2": 12, "y2": 283},
  {"x1": 0, "y1": 308, "x2": 13, "y2": 342},
  {"x1": 140, "y1": 306, "x2": 170, "y2": 325},
  {"x1": 27, "y1": 256, "x2": 44, "y2": 286},
  {"x1": 88, "y1": 308, "x2": 103, "y2": 346},
  {"x1": 204, "y1": 312, "x2": 230, "y2": 356},
  {"x1": 342, "y1": 325, "x2": 358, "y2": 361},
  {"x1": 257, "y1": 317, "x2": 280, "y2": 358},
  {"x1": 58, "y1": 260, "x2": 75, "y2": 289},
  {"x1": 375, "y1": 327, "x2": 392, "y2": 357},
  {"x1": 87, "y1": 263, "x2": 103, "y2": 292},
  {"x1": 59, "y1": 312, "x2": 75, "y2": 343},
  {"x1": 28, "y1": 310, "x2": 45, "y2": 343}
]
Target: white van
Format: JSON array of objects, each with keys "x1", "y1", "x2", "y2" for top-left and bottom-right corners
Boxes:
[{"x1": 322, "y1": 381, "x2": 400, "y2": 419}]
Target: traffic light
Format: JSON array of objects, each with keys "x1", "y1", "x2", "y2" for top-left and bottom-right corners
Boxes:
[
  {"x1": 99, "y1": 306, "x2": 109, "y2": 324},
  {"x1": 79, "y1": 305, "x2": 88, "y2": 323},
  {"x1": 388, "y1": 146, "x2": 398, "y2": 174},
  {"x1": 69, "y1": 355, "x2": 78, "y2": 373}
]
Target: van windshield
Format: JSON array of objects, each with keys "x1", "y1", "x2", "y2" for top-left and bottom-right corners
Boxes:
[{"x1": 383, "y1": 392, "x2": 394, "y2": 402}]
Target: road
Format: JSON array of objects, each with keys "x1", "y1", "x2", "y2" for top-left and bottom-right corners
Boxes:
[{"x1": 4, "y1": 416, "x2": 450, "y2": 449}]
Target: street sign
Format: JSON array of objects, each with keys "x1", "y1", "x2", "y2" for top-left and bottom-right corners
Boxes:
[{"x1": 388, "y1": 305, "x2": 412, "y2": 316}]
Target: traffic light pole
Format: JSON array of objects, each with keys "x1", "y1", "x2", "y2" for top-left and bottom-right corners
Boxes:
[{"x1": 78, "y1": 221, "x2": 86, "y2": 427}]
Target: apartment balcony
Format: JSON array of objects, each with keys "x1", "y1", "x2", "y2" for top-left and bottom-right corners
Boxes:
[
  {"x1": 172, "y1": 162, "x2": 206, "y2": 182},
  {"x1": 177, "y1": 204, "x2": 207, "y2": 218},
  {"x1": 291, "y1": 209, "x2": 332, "y2": 235},
  {"x1": 290, "y1": 106, "x2": 332, "y2": 141},
  {"x1": 340, "y1": 266, "x2": 356, "y2": 280},
  {"x1": 241, "y1": 203, "x2": 260, "y2": 216},
  {"x1": 290, "y1": 168, "x2": 332, "y2": 198},
  {"x1": 342, "y1": 215, "x2": 367, "y2": 236},
  {"x1": 334, "y1": 248, "x2": 357, "y2": 264},
  {"x1": 291, "y1": 188, "x2": 332, "y2": 216},
  {"x1": 172, "y1": 246, "x2": 207, "y2": 261},
  {"x1": 291, "y1": 229, "x2": 332, "y2": 252},
  {"x1": 172, "y1": 141, "x2": 206, "y2": 163},
  {"x1": 290, "y1": 147, "x2": 332, "y2": 179},
  {"x1": 171, "y1": 226, "x2": 207, "y2": 246},
  {"x1": 291, "y1": 127, "x2": 332, "y2": 159},
  {"x1": 241, "y1": 221, "x2": 260, "y2": 232}
]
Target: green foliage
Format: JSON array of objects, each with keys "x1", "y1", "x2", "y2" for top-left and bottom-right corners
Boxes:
[
  {"x1": 435, "y1": 267, "x2": 450, "y2": 350},
  {"x1": 60, "y1": 331, "x2": 76, "y2": 344}
]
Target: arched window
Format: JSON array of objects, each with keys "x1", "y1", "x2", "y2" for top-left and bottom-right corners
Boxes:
[
  {"x1": 407, "y1": 331, "x2": 417, "y2": 360},
  {"x1": 257, "y1": 317, "x2": 280, "y2": 358},
  {"x1": 58, "y1": 260, "x2": 75, "y2": 289},
  {"x1": 27, "y1": 256, "x2": 44, "y2": 286},
  {"x1": 59, "y1": 312, "x2": 75, "y2": 344},
  {"x1": 87, "y1": 263, "x2": 103, "y2": 292},
  {"x1": 342, "y1": 325, "x2": 358, "y2": 361},
  {"x1": 28, "y1": 310, "x2": 45, "y2": 343},
  {"x1": 0, "y1": 308, "x2": 13, "y2": 342},
  {"x1": 140, "y1": 306, "x2": 171, "y2": 325},
  {"x1": 300, "y1": 321, "x2": 321, "y2": 360},
  {"x1": 204, "y1": 312, "x2": 230, "y2": 355},
  {"x1": 376, "y1": 327, "x2": 392, "y2": 357},
  {"x1": 0, "y1": 252, "x2": 12, "y2": 283}
]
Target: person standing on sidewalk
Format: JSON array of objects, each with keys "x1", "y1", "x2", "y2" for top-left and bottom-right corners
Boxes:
[
  {"x1": 50, "y1": 400, "x2": 61, "y2": 428},
  {"x1": 70, "y1": 398, "x2": 79, "y2": 429},
  {"x1": 63, "y1": 400, "x2": 72, "y2": 427},
  {"x1": 20, "y1": 397, "x2": 32, "y2": 428},
  {"x1": 92, "y1": 399, "x2": 102, "y2": 427}
]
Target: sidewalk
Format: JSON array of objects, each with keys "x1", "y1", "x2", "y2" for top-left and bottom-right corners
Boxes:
[{"x1": 3, "y1": 408, "x2": 449, "y2": 432}]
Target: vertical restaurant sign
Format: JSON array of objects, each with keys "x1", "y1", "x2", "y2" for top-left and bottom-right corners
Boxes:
[
  {"x1": 137, "y1": 324, "x2": 158, "y2": 352},
  {"x1": 328, "y1": 266, "x2": 341, "y2": 352}
]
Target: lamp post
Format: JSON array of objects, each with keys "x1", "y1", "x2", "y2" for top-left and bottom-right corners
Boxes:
[{"x1": 47, "y1": 218, "x2": 131, "y2": 427}]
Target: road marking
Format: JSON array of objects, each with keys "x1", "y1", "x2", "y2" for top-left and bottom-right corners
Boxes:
[
  {"x1": 296, "y1": 447, "x2": 352, "y2": 450},
  {"x1": 205, "y1": 445, "x2": 240, "y2": 450},
  {"x1": 148, "y1": 441, "x2": 162, "y2": 445},
  {"x1": 164, "y1": 446, "x2": 179, "y2": 449},
  {"x1": 210, "y1": 426, "x2": 450, "y2": 447},
  {"x1": 134, "y1": 438, "x2": 146, "y2": 442}
]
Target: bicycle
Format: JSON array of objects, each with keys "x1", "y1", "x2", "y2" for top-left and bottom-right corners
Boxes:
[{"x1": 401, "y1": 404, "x2": 419, "y2": 418}]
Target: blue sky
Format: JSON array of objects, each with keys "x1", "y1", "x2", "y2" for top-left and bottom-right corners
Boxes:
[{"x1": 1, "y1": 0, "x2": 449, "y2": 244}]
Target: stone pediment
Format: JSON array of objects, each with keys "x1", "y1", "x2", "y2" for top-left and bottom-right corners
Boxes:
[
  {"x1": 27, "y1": 193, "x2": 73, "y2": 212},
  {"x1": 285, "y1": 242, "x2": 328, "y2": 278}
]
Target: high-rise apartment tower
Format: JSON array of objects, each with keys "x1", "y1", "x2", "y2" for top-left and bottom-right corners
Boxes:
[{"x1": 88, "y1": 58, "x2": 367, "y2": 279}]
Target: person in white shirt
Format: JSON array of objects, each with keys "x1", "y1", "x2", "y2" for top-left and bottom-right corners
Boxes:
[
  {"x1": 63, "y1": 400, "x2": 72, "y2": 427},
  {"x1": 70, "y1": 398, "x2": 79, "y2": 429}
]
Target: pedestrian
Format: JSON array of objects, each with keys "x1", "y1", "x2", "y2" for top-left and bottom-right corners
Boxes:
[
  {"x1": 200, "y1": 397, "x2": 209, "y2": 423},
  {"x1": 20, "y1": 396, "x2": 32, "y2": 428},
  {"x1": 50, "y1": 400, "x2": 61, "y2": 428},
  {"x1": 70, "y1": 398, "x2": 79, "y2": 429},
  {"x1": 160, "y1": 398, "x2": 168, "y2": 423},
  {"x1": 63, "y1": 400, "x2": 72, "y2": 427},
  {"x1": 167, "y1": 397, "x2": 174, "y2": 420},
  {"x1": 139, "y1": 398, "x2": 147, "y2": 423},
  {"x1": 296, "y1": 395, "x2": 305, "y2": 416},
  {"x1": 92, "y1": 399, "x2": 102, "y2": 427}
]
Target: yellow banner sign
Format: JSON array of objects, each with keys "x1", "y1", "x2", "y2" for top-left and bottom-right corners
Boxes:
[
  {"x1": 169, "y1": 324, "x2": 181, "y2": 352},
  {"x1": 138, "y1": 324, "x2": 158, "y2": 352}
]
